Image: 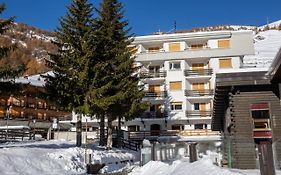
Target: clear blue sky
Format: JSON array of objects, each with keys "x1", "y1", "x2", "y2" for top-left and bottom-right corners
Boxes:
[{"x1": 1, "y1": 0, "x2": 281, "y2": 35}]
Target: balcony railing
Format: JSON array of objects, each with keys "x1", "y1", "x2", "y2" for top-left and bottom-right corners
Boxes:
[
  {"x1": 144, "y1": 91, "x2": 167, "y2": 98},
  {"x1": 185, "y1": 89, "x2": 214, "y2": 96},
  {"x1": 186, "y1": 110, "x2": 212, "y2": 118},
  {"x1": 140, "y1": 71, "x2": 167, "y2": 78},
  {"x1": 184, "y1": 69, "x2": 213, "y2": 76},
  {"x1": 141, "y1": 111, "x2": 168, "y2": 119}
]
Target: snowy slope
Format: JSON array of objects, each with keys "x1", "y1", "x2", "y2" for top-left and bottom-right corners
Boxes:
[{"x1": 243, "y1": 30, "x2": 281, "y2": 68}]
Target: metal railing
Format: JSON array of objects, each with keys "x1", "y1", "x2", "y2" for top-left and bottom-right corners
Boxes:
[
  {"x1": 184, "y1": 69, "x2": 213, "y2": 76},
  {"x1": 185, "y1": 89, "x2": 214, "y2": 96},
  {"x1": 186, "y1": 110, "x2": 212, "y2": 117},
  {"x1": 141, "y1": 111, "x2": 168, "y2": 119},
  {"x1": 140, "y1": 71, "x2": 167, "y2": 78},
  {"x1": 144, "y1": 91, "x2": 167, "y2": 98}
]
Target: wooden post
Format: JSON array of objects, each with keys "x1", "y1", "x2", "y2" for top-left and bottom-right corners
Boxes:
[
  {"x1": 258, "y1": 141, "x2": 276, "y2": 175},
  {"x1": 76, "y1": 114, "x2": 82, "y2": 147},
  {"x1": 189, "y1": 142, "x2": 197, "y2": 163}
]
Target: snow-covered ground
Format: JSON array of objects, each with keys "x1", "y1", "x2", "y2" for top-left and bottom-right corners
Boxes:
[
  {"x1": 130, "y1": 156, "x2": 281, "y2": 175},
  {"x1": 1, "y1": 140, "x2": 280, "y2": 175},
  {"x1": 0, "y1": 140, "x2": 137, "y2": 175}
]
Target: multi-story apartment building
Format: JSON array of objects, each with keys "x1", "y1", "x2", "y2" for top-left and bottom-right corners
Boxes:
[{"x1": 125, "y1": 30, "x2": 255, "y2": 144}]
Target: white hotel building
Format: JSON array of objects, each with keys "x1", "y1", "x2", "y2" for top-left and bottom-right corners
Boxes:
[{"x1": 124, "y1": 30, "x2": 254, "y2": 142}]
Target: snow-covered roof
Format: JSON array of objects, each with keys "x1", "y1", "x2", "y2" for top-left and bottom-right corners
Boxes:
[{"x1": 14, "y1": 71, "x2": 54, "y2": 87}]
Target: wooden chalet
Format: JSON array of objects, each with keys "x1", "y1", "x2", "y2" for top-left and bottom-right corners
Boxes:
[
  {"x1": 0, "y1": 73, "x2": 71, "y2": 139},
  {"x1": 212, "y1": 49, "x2": 281, "y2": 170}
]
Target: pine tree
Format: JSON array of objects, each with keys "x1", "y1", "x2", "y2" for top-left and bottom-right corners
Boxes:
[
  {"x1": 44, "y1": 0, "x2": 95, "y2": 147},
  {"x1": 86, "y1": 0, "x2": 147, "y2": 149},
  {"x1": 0, "y1": 4, "x2": 24, "y2": 80}
]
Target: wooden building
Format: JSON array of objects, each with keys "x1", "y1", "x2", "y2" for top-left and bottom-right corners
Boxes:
[
  {"x1": 0, "y1": 73, "x2": 71, "y2": 139},
  {"x1": 212, "y1": 65, "x2": 281, "y2": 169}
]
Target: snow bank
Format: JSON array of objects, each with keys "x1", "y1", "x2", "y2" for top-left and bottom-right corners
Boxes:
[
  {"x1": 130, "y1": 157, "x2": 281, "y2": 175},
  {"x1": 0, "y1": 140, "x2": 138, "y2": 175}
]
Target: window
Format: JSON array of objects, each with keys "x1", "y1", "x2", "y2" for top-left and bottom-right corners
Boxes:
[
  {"x1": 170, "y1": 81, "x2": 182, "y2": 91},
  {"x1": 251, "y1": 104, "x2": 270, "y2": 131},
  {"x1": 169, "y1": 43, "x2": 181, "y2": 52},
  {"x1": 169, "y1": 62, "x2": 181, "y2": 70},
  {"x1": 171, "y1": 102, "x2": 182, "y2": 111},
  {"x1": 194, "y1": 103, "x2": 200, "y2": 110},
  {"x1": 128, "y1": 125, "x2": 140, "y2": 132},
  {"x1": 219, "y1": 58, "x2": 232, "y2": 68},
  {"x1": 148, "y1": 47, "x2": 160, "y2": 53},
  {"x1": 191, "y1": 44, "x2": 204, "y2": 49},
  {"x1": 218, "y1": 39, "x2": 230, "y2": 48},
  {"x1": 149, "y1": 66, "x2": 160, "y2": 73},
  {"x1": 172, "y1": 124, "x2": 184, "y2": 130},
  {"x1": 192, "y1": 63, "x2": 204, "y2": 70},
  {"x1": 195, "y1": 124, "x2": 207, "y2": 129}
]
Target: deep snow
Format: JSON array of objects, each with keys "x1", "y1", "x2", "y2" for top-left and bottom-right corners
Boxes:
[{"x1": 0, "y1": 140, "x2": 280, "y2": 175}]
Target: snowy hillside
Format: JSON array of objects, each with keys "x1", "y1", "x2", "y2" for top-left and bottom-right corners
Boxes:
[{"x1": 243, "y1": 30, "x2": 281, "y2": 68}]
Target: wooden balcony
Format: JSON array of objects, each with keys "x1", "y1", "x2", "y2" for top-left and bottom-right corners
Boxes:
[
  {"x1": 184, "y1": 69, "x2": 213, "y2": 76},
  {"x1": 140, "y1": 71, "x2": 167, "y2": 78},
  {"x1": 186, "y1": 110, "x2": 212, "y2": 118},
  {"x1": 185, "y1": 89, "x2": 214, "y2": 96}
]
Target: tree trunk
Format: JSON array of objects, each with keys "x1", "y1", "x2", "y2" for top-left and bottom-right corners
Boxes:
[
  {"x1": 117, "y1": 116, "x2": 122, "y2": 148},
  {"x1": 76, "y1": 114, "x2": 82, "y2": 147},
  {"x1": 99, "y1": 116, "x2": 105, "y2": 146},
  {"x1": 107, "y1": 117, "x2": 113, "y2": 150}
]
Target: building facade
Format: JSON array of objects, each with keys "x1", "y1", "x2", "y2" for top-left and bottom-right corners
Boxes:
[{"x1": 124, "y1": 30, "x2": 254, "y2": 142}]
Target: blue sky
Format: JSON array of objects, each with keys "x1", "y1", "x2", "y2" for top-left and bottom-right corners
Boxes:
[{"x1": 1, "y1": 0, "x2": 281, "y2": 35}]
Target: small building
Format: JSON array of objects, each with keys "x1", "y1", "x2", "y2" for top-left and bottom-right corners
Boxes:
[{"x1": 212, "y1": 49, "x2": 281, "y2": 169}]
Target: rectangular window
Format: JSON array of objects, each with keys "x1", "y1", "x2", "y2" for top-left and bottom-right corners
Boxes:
[
  {"x1": 219, "y1": 58, "x2": 232, "y2": 68},
  {"x1": 218, "y1": 39, "x2": 230, "y2": 48},
  {"x1": 148, "y1": 47, "x2": 160, "y2": 53},
  {"x1": 171, "y1": 102, "x2": 182, "y2": 111},
  {"x1": 191, "y1": 44, "x2": 204, "y2": 49},
  {"x1": 169, "y1": 62, "x2": 181, "y2": 70},
  {"x1": 194, "y1": 103, "x2": 199, "y2": 110},
  {"x1": 169, "y1": 43, "x2": 181, "y2": 52},
  {"x1": 192, "y1": 83, "x2": 204, "y2": 90},
  {"x1": 170, "y1": 81, "x2": 182, "y2": 91},
  {"x1": 192, "y1": 63, "x2": 204, "y2": 70},
  {"x1": 148, "y1": 66, "x2": 160, "y2": 73},
  {"x1": 251, "y1": 103, "x2": 272, "y2": 139}
]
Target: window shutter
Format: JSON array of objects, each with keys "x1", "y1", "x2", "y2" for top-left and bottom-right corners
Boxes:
[
  {"x1": 219, "y1": 58, "x2": 232, "y2": 68},
  {"x1": 218, "y1": 39, "x2": 230, "y2": 48},
  {"x1": 169, "y1": 43, "x2": 181, "y2": 52},
  {"x1": 170, "y1": 81, "x2": 182, "y2": 90}
]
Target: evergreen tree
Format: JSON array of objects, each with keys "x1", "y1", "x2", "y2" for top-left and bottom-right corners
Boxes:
[
  {"x1": 86, "y1": 0, "x2": 147, "y2": 149},
  {"x1": 44, "y1": 0, "x2": 95, "y2": 147},
  {"x1": 0, "y1": 4, "x2": 24, "y2": 80}
]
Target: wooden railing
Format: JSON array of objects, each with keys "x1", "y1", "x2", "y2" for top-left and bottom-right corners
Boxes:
[
  {"x1": 128, "y1": 129, "x2": 220, "y2": 140},
  {"x1": 120, "y1": 138, "x2": 140, "y2": 151}
]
